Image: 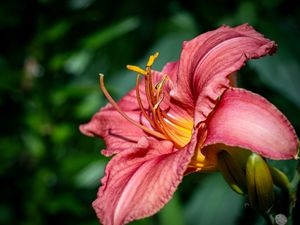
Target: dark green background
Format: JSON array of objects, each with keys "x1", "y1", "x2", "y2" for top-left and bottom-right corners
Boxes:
[{"x1": 1, "y1": 0, "x2": 300, "y2": 225}]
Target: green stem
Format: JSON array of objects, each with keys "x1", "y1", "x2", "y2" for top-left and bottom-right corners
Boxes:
[
  {"x1": 289, "y1": 160, "x2": 300, "y2": 209},
  {"x1": 262, "y1": 212, "x2": 274, "y2": 225},
  {"x1": 285, "y1": 159, "x2": 300, "y2": 225}
]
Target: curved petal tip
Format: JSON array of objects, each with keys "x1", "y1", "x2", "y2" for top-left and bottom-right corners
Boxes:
[{"x1": 204, "y1": 88, "x2": 299, "y2": 160}]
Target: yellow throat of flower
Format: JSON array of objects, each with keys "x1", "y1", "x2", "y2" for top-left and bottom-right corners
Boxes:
[{"x1": 99, "y1": 52, "x2": 193, "y2": 148}]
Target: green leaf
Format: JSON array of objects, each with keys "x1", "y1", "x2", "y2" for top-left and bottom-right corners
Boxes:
[
  {"x1": 22, "y1": 132, "x2": 46, "y2": 158},
  {"x1": 184, "y1": 173, "x2": 244, "y2": 225},
  {"x1": 51, "y1": 124, "x2": 73, "y2": 143},
  {"x1": 82, "y1": 17, "x2": 140, "y2": 50},
  {"x1": 36, "y1": 20, "x2": 71, "y2": 43},
  {"x1": 64, "y1": 50, "x2": 93, "y2": 75},
  {"x1": 159, "y1": 193, "x2": 184, "y2": 225},
  {"x1": 249, "y1": 54, "x2": 300, "y2": 109},
  {"x1": 75, "y1": 90, "x2": 103, "y2": 118},
  {"x1": 249, "y1": 23, "x2": 300, "y2": 110},
  {"x1": 267, "y1": 159, "x2": 298, "y2": 181},
  {"x1": 74, "y1": 160, "x2": 106, "y2": 188},
  {"x1": 69, "y1": 0, "x2": 96, "y2": 10}
]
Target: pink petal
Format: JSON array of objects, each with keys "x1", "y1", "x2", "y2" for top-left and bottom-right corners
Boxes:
[
  {"x1": 156, "y1": 63, "x2": 194, "y2": 121},
  {"x1": 204, "y1": 88, "x2": 299, "y2": 159},
  {"x1": 79, "y1": 79, "x2": 152, "y2": 156},
  {"x1": 161, "y1": 61, "x2": 179, "y2": 83},
  {"x1": 79, "y1": 105, "x2": 147, "y2": 156},
  {"x1": 169, "y1": 24, "x2": 277, "y2": 125},
  {"x1": 93, "y1": 136, "x2": 197, "y2": 225}
]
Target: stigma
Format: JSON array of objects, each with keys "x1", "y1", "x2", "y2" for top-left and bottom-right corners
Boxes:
[{"x1": 100, "y1": 52, "x2": 193, "y2": 148}]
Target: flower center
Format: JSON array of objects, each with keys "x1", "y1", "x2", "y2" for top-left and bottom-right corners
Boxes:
[{"x1": 99, "y1": 52, "x2": 193, "y2": 148}]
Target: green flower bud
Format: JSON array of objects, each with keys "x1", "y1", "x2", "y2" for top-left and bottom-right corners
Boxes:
[
  {"x1": 269, "y1": 166, "x2": 290, "y2": 192},
  {"x1": 218, "y1": 151, "x2": 247, "y2": 195},
  {"x1": 246, "y1": 153, "x2": 274, "y2": 212}
]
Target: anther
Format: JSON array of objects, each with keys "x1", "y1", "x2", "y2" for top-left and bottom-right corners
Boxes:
[
  {"x1": 155, "y1": 75, "x2": 168, "y2": 90},
  {"x1": 147, "y1": 52, "x2": 159, "y2": 67},
  {"x1": 126, "y1": 65, "x2": 147, "y2": 75}
]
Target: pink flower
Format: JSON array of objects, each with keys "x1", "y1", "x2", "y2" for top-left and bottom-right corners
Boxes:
[{"x1": 80, "y1": 24, "x2": 299, "y2": 225}]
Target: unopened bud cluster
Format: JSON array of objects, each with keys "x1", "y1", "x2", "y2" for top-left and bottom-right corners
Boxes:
[{"x1": 218, "y1": 151, "x2": 290, "y2": 213}]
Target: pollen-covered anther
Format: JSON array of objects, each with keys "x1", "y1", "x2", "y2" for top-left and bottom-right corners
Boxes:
[
  {"x1": 155, "y1": 74, "x2": 168, "y2": 91},
  {"x1": 126, "y1": 65, "x2": 147, "y2": 75},
  {"x1": 147, "y1": 52, "x2": 159, "y2": 67},
  {"x1": 126, "y1": 52, "x2": 159, "y2": 76}
]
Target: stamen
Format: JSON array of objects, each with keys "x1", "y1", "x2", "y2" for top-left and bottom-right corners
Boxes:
[
  {"x1": 146, "y1": 71, "x2": 156, "y2": 106},
  {"x1": 153, "y1": 94, "x2": 164, "y2": 110},
  {"x1": 147, "y1": 52, "x2": 159, "y2": 67},
  {"x1": 99, "y1": 74, "x2": 166, "y2": 140},
  {"x1": 126, "y1": 65, "x2": 147, "y2": 75},
  {"x1": 142, "y1": 77, "x2": 164, "y2": 133},
  {"x1": 135, "y1": 74, "x2": 157, "y2": 129},
  {"x1": 155, "y1": 75, "x2": 168, "y2": 102},
  {"x1": 156, "y1": 109, "x2": 187, "y2": 147},
  {"x1": 163, "y1": 119, "x2": 192, "y2": 138},
  {"x1": 155, "y1": 74, "x2": 168, "y2": 91},
  {"x1": 162, "y1": 112, "x2": 193, "y2": 130}
]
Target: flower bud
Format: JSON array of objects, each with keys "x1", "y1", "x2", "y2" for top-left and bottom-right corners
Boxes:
[
  {"x1": 218, "y1": 151, "x2": 247, "y2": 195},
  {"x1": 269, "y1": 166, "x2": 290, "y2": 192},
  {"x1": 246, "y1": 153, "x2": 274, "y2": 212}
]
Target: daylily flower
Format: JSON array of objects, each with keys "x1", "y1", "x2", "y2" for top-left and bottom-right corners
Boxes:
[{"x1": 80, "y1": 24, "x2": 299, "y2": 225}]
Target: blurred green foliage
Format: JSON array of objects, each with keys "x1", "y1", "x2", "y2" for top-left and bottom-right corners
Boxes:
[{"x1": 0, "y1": 0, "x2": 300, "y2": 225}]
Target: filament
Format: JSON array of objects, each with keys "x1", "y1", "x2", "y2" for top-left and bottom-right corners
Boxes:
[{"x1": 99, "y1": 74, "x2": 166, "y2": 140}]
